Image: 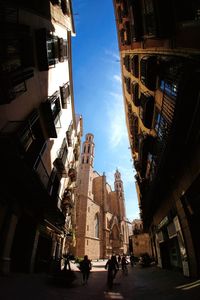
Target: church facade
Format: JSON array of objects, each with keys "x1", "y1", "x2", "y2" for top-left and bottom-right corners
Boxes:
[{"x1": 75, "y1": 133, "x2": 129, "y2": 259}]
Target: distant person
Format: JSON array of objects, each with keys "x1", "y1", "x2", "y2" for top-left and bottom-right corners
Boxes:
[
  {"x1": 79, "y1": 255, "x2": 92, "y2": 285},
  {"x1": 130, "y1": 253, "x2": 135, "y2": 267},
  {"x1": 117, "y1": 254, "x2": 121, "y2": 265},
  {"x1": 121, "y1": 255, "x2": 128, "y2": 275},
  {"x1": 63, "y1": 252, "x2": 71, "y2": 271},
  {"x1": 105, "y1": 255, "x2": 119, "y2": 288}
]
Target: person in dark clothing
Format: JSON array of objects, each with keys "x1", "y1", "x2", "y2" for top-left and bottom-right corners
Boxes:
[
  {"x1": 79, "y1": 255, "x2": 92, "y2": 285},
  {"x1": 63, "y1": 252, "x2": 71, "y2": 271},
  {"x1": 130, "y1": 253, "x2": 135, "y2": 267},
  {"x1": 117, "y1": 254, "x2": 121, "y2": 265},
  {"x1": 121, "y1": 255, "x2": 128, "y2": 275},
  {"x1": 105, "y1": 255, "x2": 119, "y2": 288}
]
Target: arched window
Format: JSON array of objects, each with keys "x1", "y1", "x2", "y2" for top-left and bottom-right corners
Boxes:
[
  {"x1": 84, "y1": 145, "x2": 86, "y2": 153},
  {"x1": 94, "y1": 214, "x2": 99, "y2": 238},
  {"x1": 88, "y1": 144, "x2": 90, "y2": 153}
]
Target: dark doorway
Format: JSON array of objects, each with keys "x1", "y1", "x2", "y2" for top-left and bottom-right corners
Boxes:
[
  {"x1": 35, "y1": 234, "x2": 52, "y2": 273},
  {"x1": 11, "y1": 214, "x2": 36, "y2": 272},
  {"x1": 160, "y1": 241, "x2": 170, "y2": 269}
]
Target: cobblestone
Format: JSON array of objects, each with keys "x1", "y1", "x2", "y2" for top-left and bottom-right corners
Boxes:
[{"x1": 0, "y1": 261, "x2": 200, "y2": 300}]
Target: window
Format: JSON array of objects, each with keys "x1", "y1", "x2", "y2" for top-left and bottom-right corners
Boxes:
[
  {"x1": 40, "y1": 92, "x2": 62, "y2": 138},
  {"x1": 131, "y1": 55, "x2": 139, "y2": 78},
  {"x1": 49, "y1": 94, "x2": 62, "y2": 123},
  {"x1": 60, "y1": 82, "x2": 70, "y2": 109},
  {"x1": 58, "y1": 38, "x2": 68, "y2": 62},
  {"x1": 139, "y1": 92, "x2": 154, "y2": 129},
  {"x1": 87, "y1": 225, "x2": 89, "y2": 231},
  {"x1": 160, "y1": 80, "x2": 177, "y2": 98},
  {"x1": 154, "y1": 108, "x2": 169, "y2": 140},
  {"x1": 140, "y1": 56, "x2": 157, "y2": 90},
  {"x1": 61, "y1": 0, "x2": 70, "y2": 15},
  {"x1": 131, "y1": 82, "x2": 139, "y2": 106},
  {"x1": 35, "y1": 29, "x2": 59, "y2": 71},
  {"x1": 117, "y1": 6, "x2": 123, "y2": 23},
  {"x1": 47, "y1": 36, "x2": 58, "y2": 66},
  {"x1": 0, "y1": 24, "x2": 34, "y2": 104},
  {"x1": 94, "y1": 214, "x2": 99, "y2": 238},
  {"x1": 123, "y1": 55, "x2": 130, "y2": 72},
  {"x1": 47, "y1": 167, "x2": 61, "y2": 201},
  {"x1": 88, "y1": 145, "x2": 90, "y2": 153}
]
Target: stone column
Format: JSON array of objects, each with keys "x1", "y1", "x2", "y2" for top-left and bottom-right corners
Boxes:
[
  {"x1": 0, "y1": 214, "x2": 18, "y2": 274},
  {"x1": 29, "y1": 229, "x2": 40, "y2": 273}
]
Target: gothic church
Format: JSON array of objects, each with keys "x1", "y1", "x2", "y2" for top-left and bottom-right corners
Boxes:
[{"x1": 75, "y1": 133, "x2": 129, "y2": 259}]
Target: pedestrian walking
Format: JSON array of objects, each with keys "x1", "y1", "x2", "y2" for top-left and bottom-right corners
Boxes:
[
  {"x1": 130, "y1": 253, "x2": 135, "y2": 267},
  {"x1": 79, "y1": 255, "x2": 92, "y2": 285},
  {"x1": 117, "y1": 254, "x2": 121, "y2": 265},
  {"x1": 105, "y1": 255, "x2": 119, "y2": 289},
  {"x1": 121, "y1": 254, "x2": 128, "y2": 275},
  {"x1": 63, "y1": 252, "x2": 71, "y2": 271}
]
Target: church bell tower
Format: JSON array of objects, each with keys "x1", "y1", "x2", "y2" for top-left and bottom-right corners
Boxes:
[{"x1": 114, "y1": 169, "x2": 126, "y2": 219}]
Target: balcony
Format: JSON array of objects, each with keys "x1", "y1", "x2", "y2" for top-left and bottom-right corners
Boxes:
[
  {"x1": 68, "y1": 167, "x2": 77, "y2": 182},
  {"x1": 35, "y1": 28, "x2": 59, "y2": 71},
  {"x1": 128, "y1": 112, "x2": 139, "y2": 152},
  {"x1": 61, "y1": 189, "x2": 73, "y2": 215},
  {"x1": 40, "y1": 92, "x2": 62, "y2": 138},
  {"x1": 131, "y1": 55, "x2": 139, "y2": 78},
  {"x1": 139, "y1": 92, "x2": 154, "y2": 129},
  {"x1": 131, "y1": 82, "x2": 139, "y2": 107},
  {"x1": 140, "y1": 56, "x2": 157, "y2": 90},
  {"x1": 53, "y1": 139, "x2": 68, "y2": 177},
  {"x1": 0, "y1": 110, "x2": 46, "y2": 167},
  {"x1": 0, "y1": 69, "x2": 34, "y2": 104},
  {"x1": 137, "y1": 134, "x2": 158, "y2": 178},
  {"x1": 58, "y1": 38, "x2": 68, "y2": 62},
  {"x1": 53, "y1": 158, "x2": 67, "y2": 177},
  {"x1": 0, "y1": 120, "x2": 56, "y2": 212},
  {"x1": 66, "y1": 122, "x2": 73, "y2": 146},
  {"x1": 73, "y1": 144, "x2": 80, "y2": 161},
  {"x1": 60, "y1": 82, "x2": 70, "y2": 109}
]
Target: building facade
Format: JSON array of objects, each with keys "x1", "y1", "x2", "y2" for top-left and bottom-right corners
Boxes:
[
  {"x1": 0, "y1": 0, "x2": 82, "y2": 274},
  {"x1": 130, "y1": 219, "x2": 151, "y2": 258},
  {"x1": 75, "y1": 133, "x2": 129, "y2": 259},
  {"x1": 113, "y1": 0, "x2": 200, "y2": 277}
]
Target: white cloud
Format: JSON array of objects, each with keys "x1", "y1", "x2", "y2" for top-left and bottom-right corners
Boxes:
[
  {"x1": 113, "y1": 75, "x2": 122, "y2": 83},
  {"x1": 104, "y1": 49, "x2": 120, "y2": 61},
  {"x1": 106, "y1": 92, "x2": 127, "y2": 149}
]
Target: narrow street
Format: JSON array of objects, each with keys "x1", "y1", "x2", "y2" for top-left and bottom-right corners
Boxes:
[{"x1": 1, "y1": 261, "x2": 200, "y2": 300}]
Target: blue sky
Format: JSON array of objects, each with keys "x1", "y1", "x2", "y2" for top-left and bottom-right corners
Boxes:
[{"x1": 72, "y1": 0, "x2": 140, "y2": 221}]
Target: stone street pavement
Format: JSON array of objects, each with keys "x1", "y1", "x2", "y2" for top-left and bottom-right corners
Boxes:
[{"x1": 0, "y1": 261, "x2": 200, "y2": 300}]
